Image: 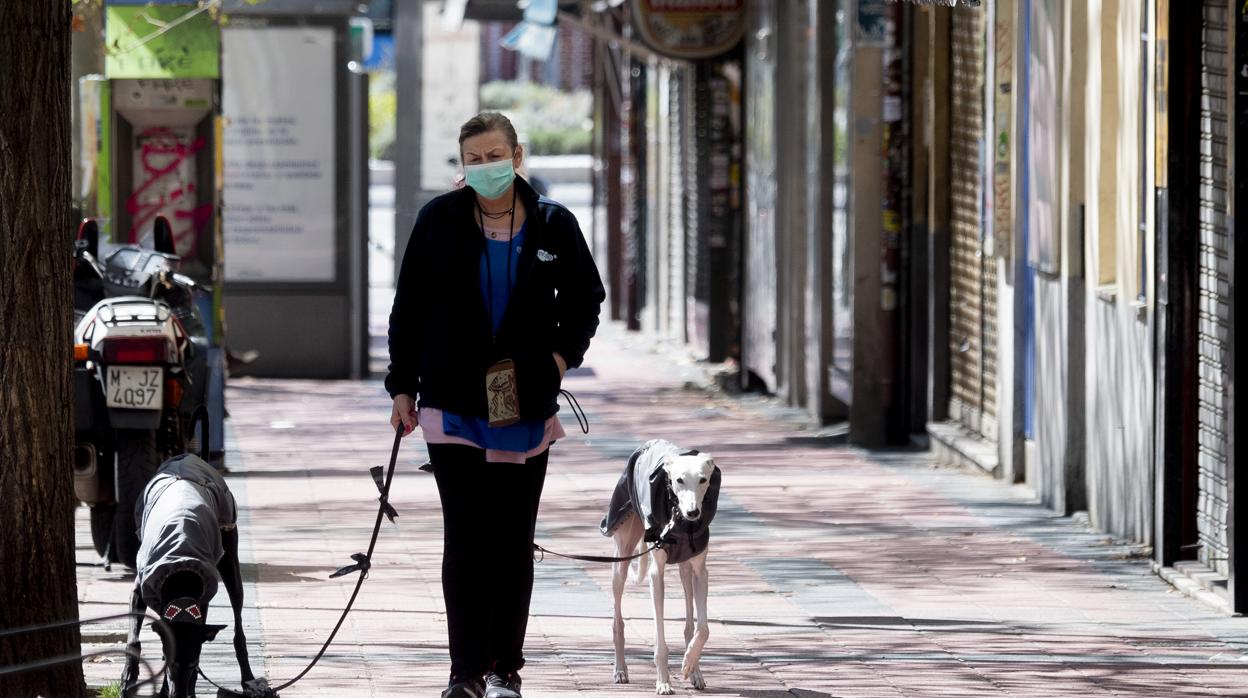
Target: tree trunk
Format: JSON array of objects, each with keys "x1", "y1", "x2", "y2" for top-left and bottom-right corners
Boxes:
[{"x1": 0, "y1": 2, "x2": 86, "y2": 697}]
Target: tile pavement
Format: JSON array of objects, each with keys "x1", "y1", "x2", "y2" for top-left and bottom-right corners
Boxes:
[{"x1": 75, "y1": 324, "x2": 1248, "y2": 696}]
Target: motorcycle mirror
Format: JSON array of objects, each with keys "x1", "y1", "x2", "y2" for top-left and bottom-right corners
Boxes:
[
  {"x1": 153, "y1": 216, "x2": 177, "y2": 256},
  {"x1": 77, "y1": 218, "x2": 100, "y2": 259}
]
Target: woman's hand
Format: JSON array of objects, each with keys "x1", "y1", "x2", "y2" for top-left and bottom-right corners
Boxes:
[
  {"x1": 552, "y1": 352, "x2": 567, "y2": 380},
  {"x1": 391, "y1": 394, "x2": 418, "y2": 436}
]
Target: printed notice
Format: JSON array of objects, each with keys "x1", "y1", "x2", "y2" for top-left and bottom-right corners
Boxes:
[{"x1": 222, "y1": 27, "x2": 336, "y2": 282}]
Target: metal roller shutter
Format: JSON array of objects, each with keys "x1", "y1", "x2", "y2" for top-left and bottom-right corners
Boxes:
[
  {"x1": 947, "y1": 6, "x2": 997, "y2": 436},
  {"x1": 1196, "y1": 0, "x2": 1232, "y2": 577},
  {"x1": 667, "y1": 69, "x2": 688, "y2": 339}
]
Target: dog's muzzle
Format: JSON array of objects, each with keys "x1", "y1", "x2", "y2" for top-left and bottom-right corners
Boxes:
[{"x1": 157, "y1": 595, "x2": 223, "y2": 698}]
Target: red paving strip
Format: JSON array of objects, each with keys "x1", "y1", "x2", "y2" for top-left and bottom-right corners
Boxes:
[{"x1": 75, "y1": 324, "x2": 1248, "y2": 696}]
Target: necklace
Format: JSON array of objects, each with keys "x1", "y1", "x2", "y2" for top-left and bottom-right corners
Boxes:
[{"x1": 479, "y1": 205, "x2": 514, "y2": 220}]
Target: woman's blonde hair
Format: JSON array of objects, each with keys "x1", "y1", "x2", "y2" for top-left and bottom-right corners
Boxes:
[{"x1": 458, "y1": 112, "x2": 519, "y2": 150}]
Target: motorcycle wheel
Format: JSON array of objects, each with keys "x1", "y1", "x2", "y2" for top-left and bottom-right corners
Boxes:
[
  {"x1": 113, "y1": 429, "x2": 158, "y2": 569},
  {"x1": 89, "y1": 503, "x2": 117, "y2": 560}
]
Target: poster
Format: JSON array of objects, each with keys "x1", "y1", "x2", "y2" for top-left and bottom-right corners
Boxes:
[
  {"x1": 1026, "y1": 0, "x2": 1059, "y2": 274},
  {"x1": 993, "y1": 0, "x2": 1013, "y2": 260},
  {"x1": 222, "y1": 26, "x2": 336, "y2": 283},
  {"x1": 857, "y1": 0, "x2": 889, "y2": 47}
]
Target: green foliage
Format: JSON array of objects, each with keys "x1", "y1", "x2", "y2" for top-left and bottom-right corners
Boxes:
[
  {"x1": 96, "y1": 683, "x2": 122, "y2": 698},
  {"x1": 369, "y1": 70, "x2": 397, "y2": 161},
  {"x1": 479, "y1": 80, "x2": 592, "y2": 156}
]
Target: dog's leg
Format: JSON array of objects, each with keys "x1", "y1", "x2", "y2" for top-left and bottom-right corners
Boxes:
[
  {"x1": 219, "y1": 527, "x2": 256, "y2": 683},
  {"x1": 120, "y1": 587, "x2": 144, "y2": 696},
  {"x1": 611, "y1": 515, "x2": 640, "y2": 684},
  {"x1": 681, "y1": 550, "x2": 710, "y2": 690},
  {"x1": 649, "y1": 549, "x2": 673, "y2": 695},
  {"x1": 678, "y1": 562, "x2": 695, "y2": 648}
]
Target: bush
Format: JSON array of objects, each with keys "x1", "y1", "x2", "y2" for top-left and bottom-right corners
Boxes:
[
  {"x1": 369, "y1": 70, "x2": 397, "y2": 160},
  {"x1": 479, "y1": 80, "x2": 592, "y2": 156}
]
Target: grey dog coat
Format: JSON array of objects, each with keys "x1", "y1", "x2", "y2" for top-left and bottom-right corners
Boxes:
[
  {"x1": 599, "y1": 439, "x2": 721, "y2": 564},
  {"x1": 134, "y1": 454, "x2": 237, "y2": 611}
]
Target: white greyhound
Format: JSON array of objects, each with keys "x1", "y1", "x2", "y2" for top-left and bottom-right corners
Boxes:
[{"x1": 600, "y1": 440, "x2": 721, "y2": 695}]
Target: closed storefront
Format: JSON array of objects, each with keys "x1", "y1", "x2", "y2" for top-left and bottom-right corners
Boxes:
[
  {"x1": 946, "y1": 5, "x2": 999, "y2": 440},
  {"x1": 1195, "y1": 0, "x2": 1232, "y2": 578}
]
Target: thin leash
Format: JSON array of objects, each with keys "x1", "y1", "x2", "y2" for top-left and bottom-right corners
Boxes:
[
  {"x1": 199, "y1": 424, "x2": 406, "y2": 698},
  {"x1": 532, "y1": 387, "x2": 656, "y2": 564},
  {"x1": 533, "y1": 540, "x2": 661, "y2": 564},
  {"x1": 534, "y1": 507, "x2": 679, "y2": 565},
  {"x1": 0, "y1": 611, "x2": 167, "y2": 692},
  {"x1": 559, "y1": 389, "x2": 589, "y2": 435}
]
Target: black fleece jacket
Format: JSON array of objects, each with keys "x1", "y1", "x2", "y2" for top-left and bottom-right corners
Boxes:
[{"x1": 385, "y1": 177, "x2": 605, "y2": 420}]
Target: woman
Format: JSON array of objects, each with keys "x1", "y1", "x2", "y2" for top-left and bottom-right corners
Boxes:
[{"x1": 386, "y1": 112, "x2": 605, "y2": 698}]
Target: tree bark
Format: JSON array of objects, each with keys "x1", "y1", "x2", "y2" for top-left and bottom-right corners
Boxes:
[{"x1": 0, "y1": 1, "x2": 86, "y2": 696}]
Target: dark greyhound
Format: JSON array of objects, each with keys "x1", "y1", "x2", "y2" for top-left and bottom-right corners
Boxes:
[{"x1": 121, "y1": 453, "x2": 259, "y2": 697}]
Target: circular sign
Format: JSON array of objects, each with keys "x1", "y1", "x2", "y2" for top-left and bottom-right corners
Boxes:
[{"x1": 632, "y1": 0, "x2": 746, "y2": 60}]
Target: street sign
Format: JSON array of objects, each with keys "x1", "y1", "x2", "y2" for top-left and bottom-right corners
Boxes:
[{"x1": 632, "y1": 0, "x2": 746, "y2": 60}]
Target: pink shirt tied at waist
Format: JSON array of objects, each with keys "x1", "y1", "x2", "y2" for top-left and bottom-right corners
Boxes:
[{"x1": 418, "y1": 406, "x2": 565, "y2": 464}]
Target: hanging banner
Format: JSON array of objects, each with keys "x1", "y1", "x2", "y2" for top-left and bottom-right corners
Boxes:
[
  {"x1": 221, "y1": 26, "x2": 337, "y2": 283},
  {"x1": 631, "y1": 0, "x2": 745, "y2": 60},
  {"x1": 105, "y1": 5, "x2": 220, "y2": 79}
]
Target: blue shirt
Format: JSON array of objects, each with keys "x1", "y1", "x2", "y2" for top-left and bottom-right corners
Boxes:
[{"x1": 443, "y1": 224, "x2": 547, "y2": 453}]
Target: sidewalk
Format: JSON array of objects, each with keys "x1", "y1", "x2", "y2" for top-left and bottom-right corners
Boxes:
[{"x1": 78, "y1": 323, "x2": 1248, "y2": 696}]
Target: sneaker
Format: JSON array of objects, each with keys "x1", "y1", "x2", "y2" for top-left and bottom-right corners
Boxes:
[
  {"x1": 483, "y1": 671, "x2": 522, "y2": 698},
  {"x1": 441, "y1": 676, "x2": 485, "y2": 698}
]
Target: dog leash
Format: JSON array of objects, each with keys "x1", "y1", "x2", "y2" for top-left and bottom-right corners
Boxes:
[
  {"x1": 560, "y1": 389, "x2": 589, "y2": 434},
  {"x1": 199, "y1": 424, "x2": 406, "y2": 698},
  {"x1": 533, "y1": 508, "x2": 678, "y2": 564},
  {"x1": 0, "y1": 611, "x2": 167, "y2": 690},
  {"x1": 533, "y1": 540, "x2": 661, "y2": 563}
]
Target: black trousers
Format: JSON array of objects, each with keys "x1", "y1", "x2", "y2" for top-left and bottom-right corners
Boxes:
[{"x1": 428, "y1": 443, "x2": 548, "y2": 680}]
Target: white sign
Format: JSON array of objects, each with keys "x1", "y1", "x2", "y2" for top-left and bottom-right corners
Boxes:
[
  {"x1": 222, "y1": 27, "x2": 336, "y2": 282},
  {"x1": 422, "y1": 3, "x2": 479, "y2": 190}
]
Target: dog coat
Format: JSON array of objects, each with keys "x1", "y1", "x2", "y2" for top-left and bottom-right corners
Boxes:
[
  {"x1": 599, "y1": 439, "x2": 721, "y2": 564},
  {"x1": 134, "y1": 453, "x2": 237, "y2": 611}
]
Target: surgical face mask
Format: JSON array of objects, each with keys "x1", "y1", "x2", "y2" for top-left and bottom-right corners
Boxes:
[{"x1": 463, "y1": 158, "x2": 516, "y2": 200}]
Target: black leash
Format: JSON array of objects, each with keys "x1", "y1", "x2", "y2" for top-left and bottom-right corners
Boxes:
[
  {"x1": 0, "y1": 611, "x2": 167, "y2": 692},
  {"x1": 559, "y1": 389, "x2": 589, "y2": 435},
  {"x1": 533, "y1": 540, "x2": 660, "y2": 564},
  {"x1": 533, "y1": 507, "x2": 678, "y2": 565},
  {"x1": 200, "y1": 424, "x2": 406, "y2": 697}
]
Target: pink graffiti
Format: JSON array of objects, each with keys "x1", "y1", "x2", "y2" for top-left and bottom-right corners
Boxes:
[{"x1": 126, "y1": 127, "x2": 212, "y2": 257}]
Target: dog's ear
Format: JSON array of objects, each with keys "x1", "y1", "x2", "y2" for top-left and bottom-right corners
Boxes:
[
  {"x1": 202, "y1": 624, "x2": 227, "y2": 642},
  {"x1": 651, "y1": 456, "x2": 673, "y2": 482},
  {"x1": 203, "y1": 624, "x2": 226, "y2": 642}
]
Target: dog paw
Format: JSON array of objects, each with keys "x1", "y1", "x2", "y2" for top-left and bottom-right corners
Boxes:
[
  {"x1": 687, "y1": 668, "x2": 706, "y2": 690},
  {"x1": 613, "y1": 668, "x2": 629, "y2": 684},
  {"x1": 656, "y1": 680, "x2": 675, "y2": 695}
]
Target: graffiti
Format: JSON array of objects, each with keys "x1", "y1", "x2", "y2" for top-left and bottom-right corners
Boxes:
[{"x1": 126, "y1": 127, "x2": 212, "y2": 257}]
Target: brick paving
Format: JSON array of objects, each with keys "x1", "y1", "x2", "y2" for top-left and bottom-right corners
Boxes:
[{"x1": 76, "y1": 324, "x2": 1248, "y2": 696}]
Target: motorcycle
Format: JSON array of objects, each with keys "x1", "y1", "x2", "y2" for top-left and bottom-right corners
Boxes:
[{"x1": 72, "y1": 217, "x2": 217, "y2": 568}]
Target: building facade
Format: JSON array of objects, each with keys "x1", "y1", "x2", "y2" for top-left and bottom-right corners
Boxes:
[{"x1": 565, "y1": 0, "x2": 1239, "y2": 611}]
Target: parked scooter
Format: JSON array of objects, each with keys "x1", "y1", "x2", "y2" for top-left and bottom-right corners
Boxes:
[{"x1": 72, "y1": 217, "x2": 214, "y2": 568}]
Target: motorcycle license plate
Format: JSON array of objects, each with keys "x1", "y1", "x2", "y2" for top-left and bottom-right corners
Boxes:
[{"x1": 105, "y1": 366, "x2": 163, "y2": 410}]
